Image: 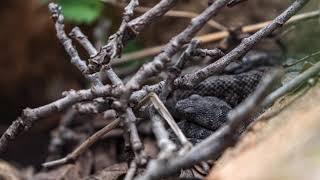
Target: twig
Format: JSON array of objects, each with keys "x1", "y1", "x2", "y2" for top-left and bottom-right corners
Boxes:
[
  {"x1": 130, "y1": 82, "x2": 165, "y2": 104},
  {"x1": 125, "y1": 0, "x2": 232, "y2": 91},
  {"x1": 283, "y1": 50, "x2": 320, "y2": 68},
  {"x1": 149, "y1": 112, "x2": 176, "y2": 159},
  {"x1": 124, "y1": 160, "x2": 138, "y2": 180},
  {"x1": 105, "y1": 1, "x2": 227, "y2": 31},
  {"x1": 263, "y1": 60, "x2": 320, "y2": 107},
  {"x1": 137, "y1": 68, "x2": 283, "y2": 180},
  {"x1": 74, "y1": 98, "x2": 112, "y2": 114},
  {"x1": 138, "y1": 93, "x2": 191, "y2": 148},
  {"x1": 48, "y1": 3, "x2": 101, "y2": 86},
  {"x1": 160, "y1": 40, "x2": 199, "y2": 101},
  {"x1": 227, "y1": 0, "x2": 248, "y2": 7},
  {"x1": 174, "y1": 0, "x2": 310, "y2": 88},
  {"x1": 42, "y1": 118, "x2": 121, "y2": 168},
  {"x1": 70, "y1": 27, "x2": 98, "y2": 57},
  {"x1": 113, "y1": 10, "x2": 320, "y2": 65}
]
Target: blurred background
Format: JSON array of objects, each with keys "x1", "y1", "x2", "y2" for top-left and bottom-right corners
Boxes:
[{"x1": 0, "y1": 0, "x2": 319, "y2": 169}]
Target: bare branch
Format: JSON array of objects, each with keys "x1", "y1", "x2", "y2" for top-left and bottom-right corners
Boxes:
[
  {"x1": 48, "y1": 3, "x2": 101, "y2": 86},
  {"x1": 126, "y1": 0, "x2": 232, "y2": 91},
  {"x1": 70, "y1": 27, "x2": 98, "y2": 57},
  {"x1": 149, "y1": 112, "x2": 176, "y2": 159},
  {"x1": 160, "y1": 40, "x2": 199, "y2": 101}
]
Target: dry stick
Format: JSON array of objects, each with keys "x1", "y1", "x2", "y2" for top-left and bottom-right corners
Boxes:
[
  {"x1": 113, "y1": 10, "x2": 320, "y2": 65},
  {"x1": 42, "y1": 118, "x2": 121, "y2": 168},
  {"x1": 283, "y1": 50, "x2": 320, "y2": 68},
  {"x1": 137, "y1": 68, "x2": 283, "y2": 180},
  {"x1": 70, "y1": 27, "x2": 146, "y2": 164},
  {"x1": 263, "y1": 60, "x2": 320, "y2": 107},
  {"x1": 125, "y1": 0, "x2": 232, "y2": 91},
  {"x1": 70, "y1": 27, "x2": 98, "y2": 57},
  {"x1": 130, "y1": 82, "x2": 166, "y2": 104},
  {"x1": 150, "y1": 113, "x2": 176, "y2": 159},
  {"x1": 138, "y1": 93, "x2": 190, "y2": 147},
  {"x1": 160, "y1": 40, "x2": 199, "y2": 101},
  {"x1": 174, "y1": 0, "x2": 311, "y2": 88},
  {"x1": 89, "y1": 0, "x2": 177, "y2": 70}
]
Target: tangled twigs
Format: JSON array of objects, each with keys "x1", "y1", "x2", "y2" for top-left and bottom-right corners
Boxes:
[
  {"x1": 174, "y1": 0, "x2": 310, "y2": 89},
  {"x1": 0, "y1": 86, "x2": 115, "y2": 153},
  {"x1": 125, "y1": 0, "x2": 232, "y2": 91},
  {"x1": 43, "y1": 118, "x2": 121, "y2": 168},
  {"x1": 70, "y1": 26, "x2": 146, "y2": 164},
  {"x1": 88, "y1": 0, "x2": 177, "y2": 71},
  {"x1": 115, "y1": 10, "x2": 320, "y2": 65},
  {"x1": 160, "y1": 40, "x2": 199, "y2": 101},
  {"x1": 137, "y1": 68, "x2": 283, "y2": 180}
]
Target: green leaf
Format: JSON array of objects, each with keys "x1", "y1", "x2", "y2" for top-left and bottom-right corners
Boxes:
[{"x1": 58, "y1": 0, "x2": 103, "y2": 24}]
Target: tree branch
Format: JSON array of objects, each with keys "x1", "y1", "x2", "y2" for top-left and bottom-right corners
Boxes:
[{"x1": 174, "y1": 0, "x2": 310, "y2": 88}]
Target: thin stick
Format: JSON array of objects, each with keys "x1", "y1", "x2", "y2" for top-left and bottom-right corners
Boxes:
[
  {"x1": 263, "y1": 60, "x2": 320, "y2": 107},
  {"x1": 133, "y1": 6, "x2": 227, "y2": 31},
  {"x1": 283, "y1": 50, "x2": 320, "y2": 68},
  {"x1": 42, "y1": 119, "x2": 120, "y2": 168}
]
